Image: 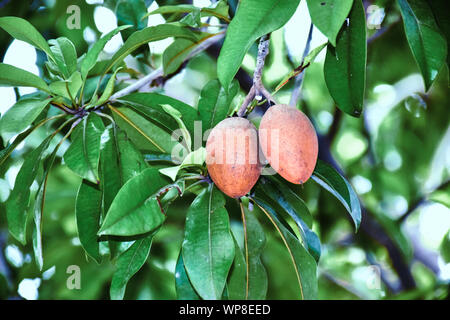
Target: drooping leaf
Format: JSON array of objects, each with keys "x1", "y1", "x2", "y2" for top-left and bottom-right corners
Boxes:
[
  {"x1": 324, "y1": 0, "x2": 366, "y2": 117},
  {"x1": 217, "y1": 0, "x2": 300, "y2": 89},
  {"x1": 228, "y1": 203, "x2": 268, "y2": 300},
  {"x1": 63, "y1": 113, "x2": 105, "y2": 183},
  {"x1": 312, "y1": 159, "x2": 361, "y2": 231},
  {"x1": 75, "y1": 180, "x2": 103, "y2": 264},
  {"x1": 116, "y1": 92, "x2": 198, "y2": 135},
  {"x1": 175, "y1": 251, "x2": 200, "y2": 300},
  {"x1": 110, "y1": 235, "x2": 153, "y2": 300},
  {"x1": 0, "y1": 97, "x2": 52, "y2": 142},
  {"x1": 198, "y1": 79, "x2": 239, "y2": 133},
  {"x1": 103, "y1": 24, "x2": 199, "y2": 75},
  {"x1": 116, "y1": 0, "x2": 149, "y2": 41},
  {"x1": 98, "y1": 168, "x2": 169, "y2": 237},
  {"x1": 80, "y1": 26, "x2": 131, "y2": 79},
  {"x1": 161, "y1": 103, "x2": 192, "y2": 151},
  {"x1": 182, "y1": 185, "x2": 235, "y2": 300},
  {"x1": 49, "y1": 71, "x2": 83, "y2": 100},
  {"x1": 0, "y1": 63, "x2": 50, "y2": 93},
  {"x1": 109, "y1": 105, "x2": 180, "y2": 154},
  {"x1": 398, "y1": 0, "x2": 447, "y2": 91},
  {"x1": 306, "y1": 0, "x2": 354, "y2": 46},
  {"x1": 256, "y1": 177, "x2": 320, "y2": 261},
  {"x1": 5, "y1": 135, "x2": 54, "y2": 244},
  {"x1": 253, "y1": 198, "x2": 318, "y2": 300},
  {"x1": 49, "y1": 37, "x2": 78, "y2": 79},
  {"x1": 0, "y1": 16, "x2": 55, "y2": 62},
  {"x1": 0, "y1": 115, "x2": 64, "y2": 165}
]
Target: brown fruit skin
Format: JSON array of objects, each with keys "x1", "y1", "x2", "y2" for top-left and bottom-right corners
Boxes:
[
  {"x1": 206, "y1": 117, "x2": 262, "y2": 198},
  {"x1": 259, "y1": 104, "x2": 318, "y2": 184}
]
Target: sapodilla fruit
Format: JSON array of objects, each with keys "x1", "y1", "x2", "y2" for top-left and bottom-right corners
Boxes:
[
  {"x1": 258, "y1": 104, "x2": 318, "y2": 184},
  {"x1": 206, "y1": 117, "x2": 262, "y2": 198}
]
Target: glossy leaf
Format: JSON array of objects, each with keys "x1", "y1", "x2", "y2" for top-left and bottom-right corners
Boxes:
[
  {"x1": 324, "y1": 0, "x2": 366, "y2": 117},
  {"x1": 198, "y1": 79, "x2": 239, "y2": 132},
  {"x1": 76, "y1": 180, "x2": 103, "y2": 263},
  {"x1": 217, "y1": 0, "x2": 300, "y2": 89},
  {"x1": 63, "y1": 113, "x2": 105, "y2": 183},
  {"x1": 161, "y1": 103, "x2": 191, "y2": 151},
  {"x1": 159, "y1": 147, "x2": 206, "y2": 181},
  {"x1": 80, "y1": 26, "x2": 131, "y2": 79},
  {"x1": 253, "y1": 198, "x2": 318, "y2": 300},
  {"x1": 256, "y1": 177, "x2": 320, "y2": 261},
  {"x1": 116, "y1": 92, "x2": 198, "y2": 135},
  {"x1": 306, "y1": 0, "x2": 354, "y2": 46},
  {"x1": 312, "y1": 159, "x2": 361, "y2": 231},
  {"x1": 98, "y1": 168, "x2": 169, "y2": 237},
  {"x1": 6, "y1": 135, "x2": 53, "y2": 244},
  {"x1": 0, "y1": 63, "x2": 50, "y2": 93},
  {"x1": 182, "y1": 185, "x2": 235, "y2": 300},
  {"x1": 49, "y1": 37, "x2": 78, "y2": 79},
  {"x1": 175, "y1": 251, "x2": 200, "y2": 300},
  {"x1": 398, "y1": 0, "x2": 447, "y2": 91},
  {"x1": 0, "y1": 97, "x2": 51, "y2": 142},
  {"x1": 110, "y1": 235, "x2": 153, "y2": 300},
  {"x1": 103, "y1": 24, "x2": 199, "y2": 75},
  {"x1": 94, "y1": 68, "x2": 121, "y2": 106},
  {"x1": 0, "y1": 16, "x2": 55, "y2": 62},
  {"x1": 110, "y1": 105, "x2": 179, "y2": 154}
]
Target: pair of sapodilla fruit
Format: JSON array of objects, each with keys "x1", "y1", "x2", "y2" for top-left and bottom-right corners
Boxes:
[{"x1": 206, "y1": 104, "x2": 318, "y2": 198}]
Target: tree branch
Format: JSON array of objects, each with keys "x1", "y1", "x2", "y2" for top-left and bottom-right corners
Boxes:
[
  {"x1": 110, "y1": 32, "x2": 225, "y2": 102},
  {"x1": 290, "y1": 23, "x2": 313, "y2": 107},
  {"x1": 237, "y1": 34, "x2": 276, "y2": 117}
]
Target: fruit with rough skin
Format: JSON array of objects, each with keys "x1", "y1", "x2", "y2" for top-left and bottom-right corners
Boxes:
[
  {"x1": 258, "y1": 104, "x2": 318, "y2": 184},
  {"x1": 206, "y1": 117, "x2": 262, "y2": 198}
]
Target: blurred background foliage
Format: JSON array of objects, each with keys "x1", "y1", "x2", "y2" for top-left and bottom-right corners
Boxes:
[{"x1": 0, "y1": 0, "x2": 449, "y2": 300}]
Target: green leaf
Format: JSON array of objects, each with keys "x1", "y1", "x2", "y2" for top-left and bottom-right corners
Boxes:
[
  {"x1": 94, "y1": 68, "x2": 122, "y2": 106},
  {"x1": 80, "y1": 26, "x2": 131, "y2": 79},
  {"x1": 116, "y1": 92, "x2": 198, "y2": 135},
  {"x1": 49, "y1": 71, "x2": 83, "y2": 100},
  {"x1": 217, "y1": 0, "x2": 300, "y2": 89},
  {"x1": 398, "y1": 0, "x2": 447, "y2": 91},
  {"x1": 143, "y1": 1, "x2": 230, "y2": 22},
  {"x1": 116, "y1": 0, "x2": 148, "y2": 41},
  {"x1": 6, "y1": 135, "x2": 54, "y2": 244},
  {"x1": 428, "y1": 0, "x2": 450, "y2": 84},
  {"x1": 163, "y1": 34, "x2": 218, "y2": 75},
  {"x1": 110, "y1": 105, "x2": 180, "y2": 154},
  {"x1": 0, "y1": 97, "x2": 52, "y2": 142},
  {"x1": 441, "y1": 230, "x2": 450, "y2": 263},
  {"x1": 0, "y1": 16, "x2": 55, "y2": 62},
  {"x1": 76, "y1": 180, "x2": 103, "y2": 264},
  {"x1": 161, "y1": 103, "x2": 191, "y2": 151},
  {"x1": 228, "y1": 203, "x2": 268, "y2": 300},
  {"x1": 159, "y1": 147, "x2": 206, "y2": 181},
  {"x1": 104, "y1": 24, "x2": 199, "y2": 75},
  {"x1": 306, "y1": 0, "x2": 354, "y2": 46},
  {"x1": 198, "y1": 79, "x2": 239, "y2": 132},
  {"x1": 324, "y1": 0, "x2": 366, "y2": 117},
  {"x1": 256, "y1": 177, "x2": 321, "y2": 261},
  {"x1": 312, "y1": 159, "x2": 361, "y2": 231},
  {"x1": 110, "y1": 235, "x2": 153, "y2": 300},
  {"x1": 49, "y1": 37, "x2": 78, "y2": 79},
  {"x1": 0, "y1": 63, "x2": 50, "y2": 93},
  {"x1": 98, "y1": 168, "x2": 169, "y2": 237},
  {"x1": 182, "y1": 185, "x2": 235, "y2": 300},
  {"x1": 63, "y1": 113, "x2": 105, "y2": 183},
  {"x1": 175, "y1": 251, "x2": 200, "y2": 300},
  {"x1": 253, "y1": 198, "x2": 318, "y2": 300}
]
